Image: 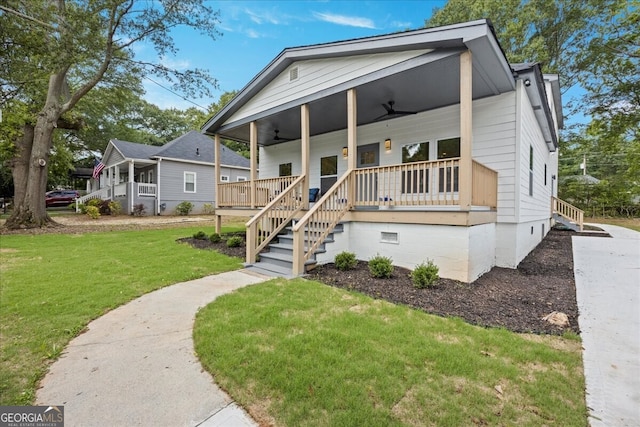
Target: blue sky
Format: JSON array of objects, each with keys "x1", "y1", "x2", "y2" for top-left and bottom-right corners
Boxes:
[{"x1": 141, "y1": 1, "x2": 447, "y2": 110}]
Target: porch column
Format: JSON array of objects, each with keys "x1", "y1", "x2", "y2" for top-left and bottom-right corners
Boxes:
[
  {"x1": 347, "y1": 88, "x2": 357, "y2": 206},
  {"x1": 250, "y1": 121, "x2": 258, "y2": 209},
  {"x1": 301, "y1": 104, "x2": 310, "y2": 210},
  {"x1": 129, "y1": 160, "x2": 135, "y2": 213},
  {"x1": 214, "y1": 134, "x2": 222, "y2": 233},
  {"x1": 459, "y1": 50, "x2": 473, "y2": 211}
]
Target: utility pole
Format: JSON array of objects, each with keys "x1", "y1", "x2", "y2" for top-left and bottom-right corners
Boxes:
[{"x1": 580, "y1": 153, "x2": 587, "y2": 176}]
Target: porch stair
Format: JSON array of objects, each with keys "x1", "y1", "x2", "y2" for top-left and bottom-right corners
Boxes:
[
  {"x1": 553, "y1": 213, "x2": 581, "y2": 232},
  {"x1": 246, "y1": 223, "x2": 344, "y2": 277}
]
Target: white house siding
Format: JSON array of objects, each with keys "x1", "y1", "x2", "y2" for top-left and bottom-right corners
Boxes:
[
  {"x1": 315, "y1": 222, "x2": 496, "y2": 283},
  {"x1": 494, "y1": 82, "x2": 556, "y2": 268},
  {"x1": 229, "y1": 49, "x2": 432, "y2": 123},
  {"x1": 159, "y1": 160, "x2": 215, "y2": 215}
]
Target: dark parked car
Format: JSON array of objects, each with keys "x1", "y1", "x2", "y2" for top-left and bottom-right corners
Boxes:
[{"x1": 46, "y1": 190, "x2": 80, "y2": 207}]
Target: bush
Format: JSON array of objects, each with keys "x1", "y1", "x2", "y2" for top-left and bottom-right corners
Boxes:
[
  {"x1": 202, "y1": 203, "x2": 215, "y2": 215},
  {"x1": 209, "y1": 233, "x2": 222, "y2": 243},
  {"x1": 132, "y1": 203, "x2": 146, "y2": 216},
  {"x1": 109, "y1": 201, "x2": 122, "y2": 216},
  {"x1": 176, "y1": 201, "x2": 193, "y2": 216},
  {"x1": 335, "y1": 251, "x2": 358, "y2": 271},
  {"x1": 411, "y1": 260, "x2": 439, "y2": 288},
  {"x1": 193, "y1": 231, "x2": 208, "y2": 240},
  {"x1": 226, "y1": 236, "x2": 243, "y2": 248},
  {"x1": 85, "y1": 205, "x2": 100, "y2": 220},
  {"x1": 87, "y1": 198, "x2": 102, "y2": 207},
  {"x1": 76, "y1": 203, "x2": 87, "y2": 214},
  {"x1": 368, "y1": 254, "x2": 393, "y2": 278},
  {"x1": 98, "y1": 200, "x2": 112, "y2": 215}
]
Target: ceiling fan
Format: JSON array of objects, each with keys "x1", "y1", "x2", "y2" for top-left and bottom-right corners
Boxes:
[
  {"x1": 375, "y1": 100, "x2": 417, "y2": 121},
  {"x1": 272, "y1": 129, "x2": 292, "y2": 142}
]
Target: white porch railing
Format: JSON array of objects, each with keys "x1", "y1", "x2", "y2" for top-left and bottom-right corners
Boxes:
[
  {"x1": 218, "y1": 176, "x2": 300, "y2": 207},
  {"x1": 137, "y1": 183, "x2": 157, "y2": 197}
]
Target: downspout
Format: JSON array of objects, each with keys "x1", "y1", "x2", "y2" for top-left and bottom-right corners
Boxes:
[
  {"x1": 129, "y1": 160, "x2": 135, "y2": 214},
  {"x1": 156, "y1": 158, "x2": 162, "y2": 215}
]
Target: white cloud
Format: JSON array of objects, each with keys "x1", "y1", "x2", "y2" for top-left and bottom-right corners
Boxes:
[
  {"x1": 158, "y1": 57, "x2": 190, "y2": 71},
  {"x1": 390, "y1": 20, "x2": 413, "y2": 29},
  {"x1": 245, "y1": 8, "x2": 282, "y2": 25},
  {"x1": 245, "y1": 29, "x2": 261, "y2": 39},
  {"x1": 312, "y1": 11, "x2": 376, "y2": 29}
]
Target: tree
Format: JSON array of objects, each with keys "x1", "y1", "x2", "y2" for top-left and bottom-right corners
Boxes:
[{"x1": 0, "y1": 0, "x2": 221, "y2": 229}]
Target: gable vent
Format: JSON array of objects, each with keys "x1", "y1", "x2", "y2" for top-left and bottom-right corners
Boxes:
[{"x1": 289, "y1": 67, "x2": 299, "y2": 81}]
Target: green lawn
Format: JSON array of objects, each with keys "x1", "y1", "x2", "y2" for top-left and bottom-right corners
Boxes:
[
  {"x1": 195, "y1": 278, "x2": 587, "y2": 426},
  {"x1": 0, "y1": 224, "x2": 244, "y2": 405}
]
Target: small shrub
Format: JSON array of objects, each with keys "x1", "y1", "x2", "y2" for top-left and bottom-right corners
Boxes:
[
  {"x1": 202, "y1": 203, "x2": 215, "y2": 215},
  {"x1": 176, "y1": 201, "x2": 193, "y2": 216},
  {"x1": 335, "y1": 251, "x2": 358, "y2": 271},
  {"x1": 193, "y1": 231, "x2": 208, "y2": 240},
  {"x1": 411, "y1": 260, "x2": 439, "y2": 288},
  {"x1": 87, "y1": 198, "x2": 102, "y2": 207},
  {"x1": 209, "y1": 233, "x2": 222, "y2": 243},
  {"x1": 132, "y1": 203, "x2": 146, "y2": 216},
  {"x1": 76, "y1": 203, "x2": 87, "y2": 214},
  {"x1": 368, "y1": 254, "x2": 393, "y2": 278},
  {"x1": 85, "y1": 205, "x2": 100, "y2": 220},
  {"x1": 99, "y1": 200, "x2": 112, "y2": 215},
  {"x1": 109, "y1": 201, "x2": 122, "y2": 216},
  {"x1": 226, "y1": 236, "x2": 243, "y2": 248}
]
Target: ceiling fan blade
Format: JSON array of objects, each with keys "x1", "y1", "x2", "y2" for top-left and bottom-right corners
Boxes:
[
  {"x1": 394, "y1": 110, "x2": 417, "y2": 115},
  {"x1": 381, "y1": 103, "x2": 393, "y2": 113}
]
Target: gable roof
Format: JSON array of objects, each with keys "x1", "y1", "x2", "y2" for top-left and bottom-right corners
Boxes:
[
  {"x1": 201, "y1": 19, "x2": 562, "y2": 153},
  {"x1": 202, "y1": 19, "x2": 516, "y2": 145},
  {"x1": 106, "y1": 131, "x2": 250, "y2": 169}
]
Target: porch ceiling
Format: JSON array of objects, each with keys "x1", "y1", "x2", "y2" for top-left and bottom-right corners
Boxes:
[{"x1": 216, "y1": 52, "x2": 510, "y2": 147}]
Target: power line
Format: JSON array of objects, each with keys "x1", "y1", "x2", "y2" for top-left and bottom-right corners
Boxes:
[{"x1": 143, "y1": 76, "x2": 209, "y2": 111}]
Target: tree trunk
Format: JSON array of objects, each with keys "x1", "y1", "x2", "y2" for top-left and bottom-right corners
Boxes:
[
  {"x1": 4, "y1": 118, "x2": 57, "y2": 229},
  {"x1": 4, "y1": 71, "x2": 68, "y2": 230}
]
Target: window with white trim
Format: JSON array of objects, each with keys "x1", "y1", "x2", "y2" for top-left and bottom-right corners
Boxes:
[
  {"x1": 529, "y1": 145, "x2": 534, "y2": 196},
  {"x1": 220, "y1": 175, "x2": 229, "y2": 182},
  {"x1": 139, "y1": 172, "x2": 145, "y2": 183},
  {"x1": 184, "y1": 172, "x2": 196, "y2": 193},
  {"x1": 237, "y1": 176, "x2": 247, "y2": 182},
  {"x1": 148, "y1": 170, "x2": 153, "y2": 184}
]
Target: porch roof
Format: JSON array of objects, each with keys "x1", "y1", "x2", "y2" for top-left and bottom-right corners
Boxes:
[{"x1": 201, "y1": 19, "x2": 516, "y2": 146}]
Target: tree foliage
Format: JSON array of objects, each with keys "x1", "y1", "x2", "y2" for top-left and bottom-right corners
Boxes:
[
  {"x1": 426, "y1": 0, "x2": 639, "y2": 216},
  {"x1": 0, "y1": 0, "x2": 221, "y2": 228}
]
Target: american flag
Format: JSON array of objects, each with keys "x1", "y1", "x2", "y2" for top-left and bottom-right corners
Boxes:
[{"x1": 92, "y1": 159, "x2": 105, "y2": 179}]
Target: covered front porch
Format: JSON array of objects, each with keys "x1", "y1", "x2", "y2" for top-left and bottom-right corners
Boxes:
[
  {"x1": 78, "y1": 159, "x2": 158, "y2": 215},
  {"x1": 208, "y1": 50, "x2": 499, "y2": 275}
]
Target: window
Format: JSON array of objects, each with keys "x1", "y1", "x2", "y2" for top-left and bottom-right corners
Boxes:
[
  {"x1": 320, "y1": 155, "x2": 338, "y2": 194},
  {"x1": 529, "y1": 145, "x2": 534, "y2": 196},
  {"x1": 184, "y1": 172, "x2": 196, "y2": 193},
  {"x1": 237, "y1": 176, "x2": 247, "y2": 182},
  {"x1": 220, "y1": 175, "x2": 229, "y2": 182},
  {"x1": 544, "y1": 164, "x2": 547, "y2": 186},
  {"x1": 279, "y1": 163, "x2": 292, "y2": 177},
  {"x1": 437, "y1": 138, "x2": 460, "y2": 192},
  {"x1": 148, "y1": 170, "x2": 153, "y2": 184},
  {"x1": 401, "y1": 142, "x2": 429, "y2": 194}
]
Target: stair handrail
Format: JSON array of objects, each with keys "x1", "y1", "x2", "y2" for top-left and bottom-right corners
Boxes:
[
  {"x1": 552, "y1": 196, "x2": 584, "y2": 232},
  {"x1": 291, "y1": 170, "x2": 354, "y2": 275},
  {"x1": 75, "y1": 188, "x2": 111, "y2": 212},
  {"x1": 246, "y1": 175, "x2": 306, "y2": 264}
]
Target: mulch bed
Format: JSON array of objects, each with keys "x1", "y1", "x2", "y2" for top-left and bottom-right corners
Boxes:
[{"x1": 180, "y1": 226, "x2": 609, "y2": 336}]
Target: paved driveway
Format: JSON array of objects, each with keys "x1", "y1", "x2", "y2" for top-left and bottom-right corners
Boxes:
[{"x1": 573, "y1": 224, "x2": 640, "y2": 427}]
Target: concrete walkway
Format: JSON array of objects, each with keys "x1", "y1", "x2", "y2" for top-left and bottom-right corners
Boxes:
[
  {"x1": 573, "y1": 224, "x2": 640, "y2": 427},
  {"x1": 36, "y1": 270, "x2": 269, "y2": 427}
]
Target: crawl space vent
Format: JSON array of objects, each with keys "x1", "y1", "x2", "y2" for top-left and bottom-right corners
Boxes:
[
  {"x1": 289, "y1": 67, "x2": 299, "y2": 81},
  {"x1": 381, "y1": 232, "x2": 398, "y2": 243}
]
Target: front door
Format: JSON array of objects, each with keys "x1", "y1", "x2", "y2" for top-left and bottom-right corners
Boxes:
[{"x1": 356, "y1": 143, "x2": 379, "y2": 206}]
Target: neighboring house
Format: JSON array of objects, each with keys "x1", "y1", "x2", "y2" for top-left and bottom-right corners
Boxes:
[
  {"x1": 201, "y1": 19, "x2": 581, "y2": 282},
  {"x1": 81, "y1": 131, "x2": 251, "y2": 215}
]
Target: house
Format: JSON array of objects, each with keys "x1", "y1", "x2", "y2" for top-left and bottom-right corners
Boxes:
[
  {"x1": 201, "y1": 19, "x2": 582, "y2": 282},
  {"x1": 80, "y1": 131, "x2": 251, "y2": 215}
]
